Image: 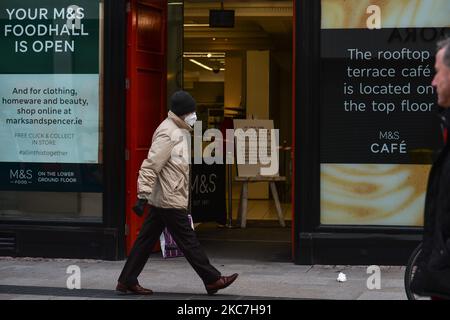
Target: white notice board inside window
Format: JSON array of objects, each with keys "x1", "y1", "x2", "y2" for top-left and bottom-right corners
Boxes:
[{"x1": 233, "y1": 119, "x2": 279, "y2": 178}]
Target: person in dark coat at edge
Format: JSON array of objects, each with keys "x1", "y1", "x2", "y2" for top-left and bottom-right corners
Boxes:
[
  {"x1": 116, "y1": 90, "x2": 238, "y2": 295},
  {"x1": 411, "y1": 38, "x2": 450, "y2": 299}
]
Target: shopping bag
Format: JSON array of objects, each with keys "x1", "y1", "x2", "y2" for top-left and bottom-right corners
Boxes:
[{"x1": 160, "y1": 214, "x2": 194, "y2": 259}]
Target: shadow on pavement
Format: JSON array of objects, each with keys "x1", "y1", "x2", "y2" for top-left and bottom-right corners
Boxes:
[{"x1": 0, "y1": 285, "x2": 288, "y2": 300}]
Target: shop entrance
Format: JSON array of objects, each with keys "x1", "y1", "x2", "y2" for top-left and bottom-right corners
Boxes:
[
  {"x1": 183, "y1": 0, "x2": 294, "y2": 262},
  {"x1": 125, "y1": 0, "x2": 294, "y2": 262}
]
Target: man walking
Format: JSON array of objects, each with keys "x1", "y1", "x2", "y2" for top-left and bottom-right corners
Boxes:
[
  {"x1": 412, "y1": 38, "x2": 450, "y2": 298},
  {"x1": 116, "y1": 90, "x2": 238, "y2": 295}
]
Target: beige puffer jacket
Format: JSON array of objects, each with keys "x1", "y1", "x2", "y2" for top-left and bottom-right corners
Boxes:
[{"x1": 137, "y1": 111, "x2": 193, "y2": 210}]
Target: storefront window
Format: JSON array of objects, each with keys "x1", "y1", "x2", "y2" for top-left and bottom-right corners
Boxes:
[
  {"x1": 320, "y1": 0, "x2": 449, "y2": 226},
  {"x1": 0, "y1": 0, "x2": 104, "y2": 222}
]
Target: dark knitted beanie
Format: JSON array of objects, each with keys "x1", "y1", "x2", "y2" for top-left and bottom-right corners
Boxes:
[{"x1": 170, "y1": 90, "x2": 196, "y2": 116}]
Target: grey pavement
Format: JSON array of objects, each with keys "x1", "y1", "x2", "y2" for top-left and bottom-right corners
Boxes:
[{"x1": 0, "y1": 255, "x2": 408, "y2": 300}]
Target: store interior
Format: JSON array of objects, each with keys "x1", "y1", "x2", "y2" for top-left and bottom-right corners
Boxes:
[{"x1": 180, "y1": 0, "x2": 294, "y2": 261}]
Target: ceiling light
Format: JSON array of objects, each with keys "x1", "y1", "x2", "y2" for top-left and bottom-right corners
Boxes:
[
  {"x1": 183, "y1": 52, "x2": 226, "y2": 58},
  {"x1": 189, "y1": 59, "x2": 225, "y2": 72},
  {"x1": 183, "y1": 24, "x2": 209, "y2": 27},
  {"x1": 189, "y1": 59, "x2": 213, "y2": 71}
]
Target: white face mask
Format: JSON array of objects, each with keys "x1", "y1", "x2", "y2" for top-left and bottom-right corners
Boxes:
[{"x1": 184, "y1": 112, "x2": 197, "y2": 127}]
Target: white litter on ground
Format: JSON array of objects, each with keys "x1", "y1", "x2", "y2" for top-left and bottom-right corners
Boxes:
[{"x1": 337, "y1": 272, "x2": 347, "y2": 282}]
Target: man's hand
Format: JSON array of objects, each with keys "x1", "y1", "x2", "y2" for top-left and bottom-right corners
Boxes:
[{"x1": 132, "y1": 198, "x2": 148, "y2": 216}]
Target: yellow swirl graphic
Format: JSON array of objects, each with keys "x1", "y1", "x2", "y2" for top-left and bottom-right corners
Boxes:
[
  {"x1": 322, "y1": 0, "x2": 450, "y2": 29},
  {"x1": 321, "y1": 164, "x2": 431, "y2": 226}
]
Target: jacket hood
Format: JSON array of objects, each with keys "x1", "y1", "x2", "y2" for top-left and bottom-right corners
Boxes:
[{"x1": 168, "y1": 110, "x2": 194, "y2": 132}]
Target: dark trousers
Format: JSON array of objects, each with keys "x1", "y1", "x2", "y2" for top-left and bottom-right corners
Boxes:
[{"x1": 118, "y1": 207, "x2": 221, "y2": 286}]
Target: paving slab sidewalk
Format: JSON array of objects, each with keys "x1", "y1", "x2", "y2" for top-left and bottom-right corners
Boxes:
[{"x1": 0, "y1": 256, "x2": 407, "y2": 300}]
